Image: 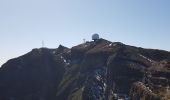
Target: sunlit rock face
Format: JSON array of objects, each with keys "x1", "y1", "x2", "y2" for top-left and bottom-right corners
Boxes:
[{"x1": 0, "y1": 39, "x2": 170, "y2": 100}]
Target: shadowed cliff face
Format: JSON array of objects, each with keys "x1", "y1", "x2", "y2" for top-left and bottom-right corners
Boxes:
[
  {"x1": 0, "y1": 39, "x2": 170, "y2": 100},
  {"x1": 0, "y1": 46, "x2": 69, "y2": 100}
]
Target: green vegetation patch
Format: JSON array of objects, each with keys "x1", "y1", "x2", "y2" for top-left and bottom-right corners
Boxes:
[
  {"x1": 56, "y1": 64, "x2": 80, "y2": 96},
  {"x1": 69, "y1": 87, "x2": 84, "y2": 100}
]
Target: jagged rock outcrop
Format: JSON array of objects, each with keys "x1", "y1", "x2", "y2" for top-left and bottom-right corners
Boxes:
[
  {"x1": 0, "y1": 39, "x2": 170, "y2": 100},
  {"x1": 129, "y1": 82, "x2": 161, "y2": 100}
]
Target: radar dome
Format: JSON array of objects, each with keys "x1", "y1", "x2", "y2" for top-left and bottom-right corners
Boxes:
[{"x1": 92, "y1": 33, "x2": 99, "y2": 40}]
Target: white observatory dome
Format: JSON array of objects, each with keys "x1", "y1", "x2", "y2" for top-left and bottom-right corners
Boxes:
[{"x1": 92, "y1": 33, "x2": 99, "y2": 40}]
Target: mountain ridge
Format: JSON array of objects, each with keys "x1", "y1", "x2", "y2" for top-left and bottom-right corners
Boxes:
[{"x1": 0, "y1": 38, "x2": 170, "y2": 100}]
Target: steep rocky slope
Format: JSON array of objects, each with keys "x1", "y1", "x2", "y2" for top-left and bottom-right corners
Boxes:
[{"x1": 0, "y1": 39, "x2": 170, "y2": 100}]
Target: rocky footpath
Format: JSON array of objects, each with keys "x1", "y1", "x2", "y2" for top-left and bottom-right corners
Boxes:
[{"x1": 0, "y1": 39, "x2": 170, "y2": 100}]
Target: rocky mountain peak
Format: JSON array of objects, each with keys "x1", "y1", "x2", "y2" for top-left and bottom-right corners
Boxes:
[{"x1": 0, "y1": 39, "x2": 170, "y2": 100}]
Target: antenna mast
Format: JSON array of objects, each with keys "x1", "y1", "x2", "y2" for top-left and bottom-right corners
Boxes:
[
  {"x1": 42, "y1": 40, "x2": 44, "y2": 47},
  {"x1": 83, "y1": 38, "x2": 86, "y2": 43}
]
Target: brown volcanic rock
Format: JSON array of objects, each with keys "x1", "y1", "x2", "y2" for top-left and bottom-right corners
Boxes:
[
  {"x1": 0, "y1": 39, "x2": 170, "y2": 100},
  {"x1": 129, "y1": 82, "x2": 161, "y2": 100}
]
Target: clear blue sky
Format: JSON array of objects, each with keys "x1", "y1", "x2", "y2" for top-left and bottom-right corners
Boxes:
[{"x1": 0, "y1": 0, "x2": 170, "y2": 66}]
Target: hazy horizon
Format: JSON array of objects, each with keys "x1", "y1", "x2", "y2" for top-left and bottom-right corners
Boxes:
[{"x1": 0, "y1": 0, "x2": 170, "y2": 66}]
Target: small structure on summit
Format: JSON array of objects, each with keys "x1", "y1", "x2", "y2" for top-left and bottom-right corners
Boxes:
[{"x1": 92, "y1": 33, "x2": 99, "y2": 41}]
